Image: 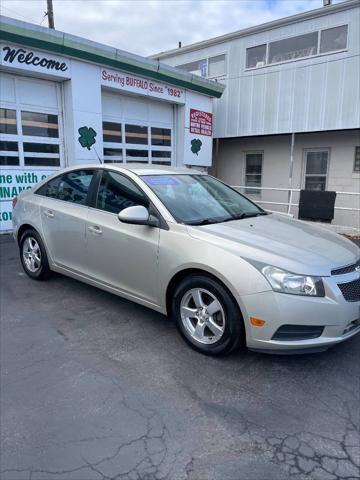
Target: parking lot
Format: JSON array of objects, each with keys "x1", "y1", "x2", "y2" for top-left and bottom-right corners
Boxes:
[{"x1": 0, "y1": 234, "x2": 359, "y2": 480}]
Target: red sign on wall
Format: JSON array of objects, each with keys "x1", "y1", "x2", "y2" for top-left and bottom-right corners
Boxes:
[{"x1": 189, "y1": 109, "x2": 213, "y2": 136}]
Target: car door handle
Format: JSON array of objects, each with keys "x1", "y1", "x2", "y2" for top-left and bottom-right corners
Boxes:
[
  {"x1": 88, "y1": 225, "x2": 102, "y2": 235},
  {"x1": 43, "y1": 209, "x2": 54, "y2": 218}
]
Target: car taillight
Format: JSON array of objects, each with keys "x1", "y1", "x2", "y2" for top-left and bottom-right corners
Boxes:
[{"x1": 12, "y1": 197, "x2": 18, "y2": 208}]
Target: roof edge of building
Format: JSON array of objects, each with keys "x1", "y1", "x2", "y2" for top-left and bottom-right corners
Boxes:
[
  {"x1": 0, "y1": 15, "x2": 225, "y2": 98},
  {"x1": 150, "y1": 0, "x2": 359, "y2": 59}
]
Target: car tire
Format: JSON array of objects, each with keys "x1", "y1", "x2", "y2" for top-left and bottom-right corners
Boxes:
[
  {"x1": 19, "y1": 229, "x2": 51, "y2": 281},
  {"x1": 172, "y1": 274, "x2": 245, "y2": 356}
]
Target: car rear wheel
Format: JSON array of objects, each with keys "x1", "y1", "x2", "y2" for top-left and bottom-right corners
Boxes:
[
  {"x1": 20, "y1": 229, "x2": 51, "y2": 280},
  {"x1": 172, "y1": 274, "x2": 245, "y2": 356}
]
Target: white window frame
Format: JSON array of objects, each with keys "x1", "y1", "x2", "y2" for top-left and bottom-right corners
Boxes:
[
  {"x1": 353, "y1": 146, "x2": 360, "y2": 173},
  {"x1": 245, "y1": 23, "x2": 349, "y2": 71},
  {"x1": 0, "y1": 74, "x2": 64, "y2": 169},
  {"x1": 303, "y1": 148, "x2": 330, "y2": 191},
  {"x1": 243, "y1": 150, "x2": 263, "y2": 195},
  {"x1": 102, "y1": 116, "x2": 173, "y2": 166},
  {"x1": 176, "y1": 53, "x2": 227, "y2": 80}
]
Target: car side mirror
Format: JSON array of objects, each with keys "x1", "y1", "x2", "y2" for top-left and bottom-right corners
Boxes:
[{"x1": 118, "y1": 205, "x2": 158, "y2": 227}]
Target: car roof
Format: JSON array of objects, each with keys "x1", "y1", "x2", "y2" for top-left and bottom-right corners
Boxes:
[{"x1": 64, "y1": 163, "x2": 206, "y2": 176}]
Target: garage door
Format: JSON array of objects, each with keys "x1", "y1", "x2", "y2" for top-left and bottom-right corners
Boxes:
[
  {"x1": 0, "y1": 73, "x2": 64, "y2": 168},
  {"x1": 102, "y1": 92, "x2": 173, "y2": 166},
  {"x1": 0, "y1": 73, "x2": 64, "y2": 231}
]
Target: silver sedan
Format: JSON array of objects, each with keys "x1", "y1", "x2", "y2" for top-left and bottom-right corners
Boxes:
[{"x1": 12, "y1": 164, "x2": 360, "y2": 355}]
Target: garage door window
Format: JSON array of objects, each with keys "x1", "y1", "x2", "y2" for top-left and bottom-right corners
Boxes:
[
  {"x1": 0, "y1": 108, "x2": 17, "y2": 135},
  {"x1": 102, "y1": 120, "x2": 173, "y2": 165},
  {"x1": 125, "y1": 124, "x2": 148, "y2": 145},
  {"x1": 1, "y1": 108, "x2": 62, "y2": 166},
  {"x1": 21, "y1": 111, "x2": 59, "y2": 138},
  {"x1": 126, "y1": 149, "x2": 149, "y2": 163},
  {"x1": 0, "y1": 140, "x2": 19, "y2": 166}
]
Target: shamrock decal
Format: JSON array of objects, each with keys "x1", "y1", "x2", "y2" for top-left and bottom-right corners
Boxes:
[
  {"x1": 191, "y1": 138, "x2": 202, "y2": 155},
  {"x1": 78, "y1": 126, "x2": 97, "y2": 150}
]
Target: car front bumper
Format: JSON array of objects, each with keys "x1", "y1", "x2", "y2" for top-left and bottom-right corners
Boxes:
[{"x1": 240, "y1": 272, "x2": 360, "y2": 353}]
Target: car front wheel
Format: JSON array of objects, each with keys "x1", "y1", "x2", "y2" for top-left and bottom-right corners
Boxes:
[
  {"x1": 20, "y1": 229, "x2": 51, "y2": 280},
  {"x1": 172, "y1": 274, "x2": 245, "y2": 356}
]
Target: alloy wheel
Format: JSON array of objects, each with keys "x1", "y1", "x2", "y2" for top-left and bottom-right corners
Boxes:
[
  {"x1": 180, "y1": 288, "x2": 225, "y2": 344},
  {"x1": 22, "y1": 237, "x2": 42, "y2": 273}
]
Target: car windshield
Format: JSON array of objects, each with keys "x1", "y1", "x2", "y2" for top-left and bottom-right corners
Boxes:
[{"x1": 141, "y1": 174, "x2": 267, "y2": 225}]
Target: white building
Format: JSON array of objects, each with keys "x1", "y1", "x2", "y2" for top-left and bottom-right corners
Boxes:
[
  {"x1": 152, "y1": 0, "x2": 360, "y2": 232},
  {"x1": 0, "y1": 16, "x2": 224, "y2": 231}
]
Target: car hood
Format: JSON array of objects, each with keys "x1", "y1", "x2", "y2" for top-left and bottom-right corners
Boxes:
[{"x1": 187, "y1": 214, "x2": 359, "y2": 276}]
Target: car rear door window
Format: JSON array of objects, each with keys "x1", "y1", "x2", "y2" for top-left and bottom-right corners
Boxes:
[
  {"x1": 57, "y1": 170, "x2": 95, "y2": 204},
  {"x1": 36, "y1": 175, "x2": 61, "y2": 198},
  {"x1": 96, "y1": 170, "x2": 148, "y2": 214},
  {"x1": 37, "y1": 169, "x2": 95, "y2": 204}
]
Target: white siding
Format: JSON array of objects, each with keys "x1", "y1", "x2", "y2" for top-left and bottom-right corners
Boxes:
[{"x1": 160, "y1": 3, "x2": 360, "y2": 138}]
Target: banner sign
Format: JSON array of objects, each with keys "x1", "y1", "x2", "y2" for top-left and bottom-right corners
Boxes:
[
  {"x1": 101, "y1": 69, "x2": 185, "y2": 104},
  {"x1": 0, "y1": 44, "x2": 71, "y2": 78},
  {"x1": 189, "y1": 109, "x2": 213, "y2": 136},
  {"x1": 0, "y1": 169, "x2": 58, "y2": 231}
]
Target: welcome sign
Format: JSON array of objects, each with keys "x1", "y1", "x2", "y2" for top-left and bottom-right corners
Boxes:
[{"x1": 0, "y1": 44, "x2": 71, "y2": 78}]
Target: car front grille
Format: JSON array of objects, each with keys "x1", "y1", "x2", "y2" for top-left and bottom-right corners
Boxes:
[
  {"x1": 337, "y1": 278, "x2": 360, "y2": 302},
  {"x1": 272, "y1": 325, "x2": 324, "y2": 341},
  {"x1": 331, "y1": 259, "x2": 360, "y2": 276}
]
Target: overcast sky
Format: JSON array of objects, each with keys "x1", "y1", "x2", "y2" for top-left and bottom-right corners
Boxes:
[{"x1": 1, "y1": 0, "x2": 344, "y2": 57}]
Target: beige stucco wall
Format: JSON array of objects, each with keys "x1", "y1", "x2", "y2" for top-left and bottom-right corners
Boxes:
[{"x1": 212, "y1": 130, "x2": 360, "y2": 231}]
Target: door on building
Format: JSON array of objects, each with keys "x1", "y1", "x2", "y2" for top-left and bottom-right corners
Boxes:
[
  {"x1": 101, "y1": 92, "x2": 174, "y2": 167},
  {"x1": 85, "y1": 169, "x2": 160, "y2": 304}
]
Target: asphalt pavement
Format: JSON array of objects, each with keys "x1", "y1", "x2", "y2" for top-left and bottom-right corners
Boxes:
[{"x1": 0, "y1": 234, "x2": 359, "y2": 480}]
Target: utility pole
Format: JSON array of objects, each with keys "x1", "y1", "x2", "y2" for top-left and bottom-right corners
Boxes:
[{"x1": 47, "y1": 0, "x2": 55, "y2": 29}]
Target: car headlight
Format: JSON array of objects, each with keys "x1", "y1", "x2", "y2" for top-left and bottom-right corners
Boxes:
[{"x1": 261, "y1": 266, "x2": 325, "y2": 297}]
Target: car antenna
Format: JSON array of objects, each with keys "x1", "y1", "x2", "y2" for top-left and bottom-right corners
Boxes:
[{"x1": 92, "y1": 146, "x2": 103, "y2": 164}]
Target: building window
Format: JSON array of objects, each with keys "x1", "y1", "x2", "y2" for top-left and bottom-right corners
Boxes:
[
  {"x1": 246, "y1": 45, "x2": 266, "y2": 69},
  {"x1": 176, "y1": 55, "x2": 226, "y2": 78},
  {"x1": 177, "y1": 59, "x2": 207, "y2": 77},
  {"x1": 245, "y1": 152, "x2": 263, "y2": 194},
  {"x1": 208, "y1": 55, "x2": 226, "y2": 77},
  {"x1": 304, "y1": 150, "x2": 329, "y2": 191},
  {"x1": 269, "y1": 32, "x2": 318, "y2": 64},
  {"x1": 354, "y1": 146, "x2": 360, "y2": 173},
  {"x1": 320, "y1": 25, "x2": 348, "y2": 54},
  {"x1": 246, "y1": 24, "x2": 348, "y2": 69}
]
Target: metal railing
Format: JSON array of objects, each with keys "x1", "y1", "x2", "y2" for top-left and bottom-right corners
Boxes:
[{"x1": 232, "y1": 186, "x2": 360, "y2": 231}]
